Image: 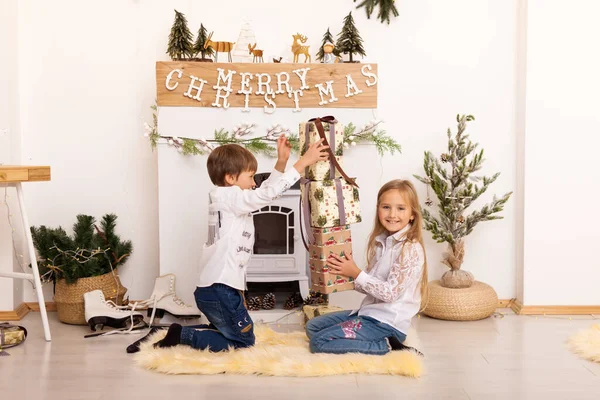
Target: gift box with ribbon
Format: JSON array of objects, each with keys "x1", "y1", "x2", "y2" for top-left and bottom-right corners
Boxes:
[
  {"x1": 299, "y1": 117, "x2": 345, "y2": 181},
  {"x1": 301, "y1": 178, "x2": 361, "y2": 229}
]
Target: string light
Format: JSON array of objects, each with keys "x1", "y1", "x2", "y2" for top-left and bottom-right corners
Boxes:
[{"x1": 2, "y1": 185, "x2": 34, "y2": 288}]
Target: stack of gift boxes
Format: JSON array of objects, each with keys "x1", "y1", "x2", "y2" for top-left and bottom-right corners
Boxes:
[{"x1": 299, "y1": 117, "x2": 362, "y2": 294}]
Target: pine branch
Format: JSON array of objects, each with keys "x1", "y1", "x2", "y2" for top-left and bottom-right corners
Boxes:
[
  {"x1": 354, "y1": 0, "x2": 399, "y2": 25},
  {"x1": 73, "y1": 215, "x2": 95, "y2": 249}
]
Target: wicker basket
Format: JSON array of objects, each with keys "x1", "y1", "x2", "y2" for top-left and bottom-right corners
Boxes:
[
  {"x1": 54, "y1": 272, "x2": 127, "y2": 325},
  {"x1": 423, "y1": 280, "x2": 498, "y2": 321}
]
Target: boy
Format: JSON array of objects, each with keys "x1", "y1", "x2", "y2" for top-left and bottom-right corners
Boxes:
[{"x1": 153, "y1": 136, "x2": 328, "y2": 351}]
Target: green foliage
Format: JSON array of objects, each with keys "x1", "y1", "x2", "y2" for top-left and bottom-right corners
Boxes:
[
  {"x1": 30, "y1": 214, "x2": 132, "y2": 284},
  {"x1": 336, "y1": 12, "x2": 366, "y2": 62},
  {"x1": 414, "y1": 115, "x2": 512, "y2": 248},
  {"x1": 343, "y1": 123, "x2": 401, "y2": 156},
  {"x1": 193, "y1": 24, "x2": 214, "y2": 59},
  {"x1": 316, "y1": 28, "x2": 339, "y2": 62},
  {"x1": 167, "y1": 10, "x2": 194, "y2": 60},
  {"x1": 354, "y1": 0, "x2": 399, "y2": 25}
]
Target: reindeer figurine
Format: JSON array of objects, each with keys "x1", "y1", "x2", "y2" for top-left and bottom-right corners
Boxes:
[
  {"x1": 291, "y1": 33, "x2": 311, "y2": 63},
  {"x1": 248, "y1": 43, "x2": 264, "y2": 63},
  {"x1": 204, "y1": 31, "x2": 235, "y2": 62}
]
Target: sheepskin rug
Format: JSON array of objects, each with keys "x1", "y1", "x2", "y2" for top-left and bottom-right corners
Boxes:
[
  {"x1": 134, "y1": 324, "x2": 423, "y2": 377},
  {"x1": 567, "y1": 324, "x2": 600, "y2": 363}
]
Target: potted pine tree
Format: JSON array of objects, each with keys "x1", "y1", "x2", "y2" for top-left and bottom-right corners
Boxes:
[
  {"x1": 31, "y1": 214, "x2": 133, "y2": 325},
  {"x1": 414, "y1": 115, "x2": 512, "y2": 320}
]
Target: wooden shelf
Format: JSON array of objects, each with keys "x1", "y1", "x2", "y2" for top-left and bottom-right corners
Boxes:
[{"x1": 0, "y1": 165, "x2": 51, "y2": 183}]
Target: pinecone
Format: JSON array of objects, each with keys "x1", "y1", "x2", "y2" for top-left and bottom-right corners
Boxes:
[
  {"x1": 261, "y1": 293, "x2": 276, "y2": 310},
  {"x1": 303, "y1": 289, "x2": 329, "y2": 306},
  {"x1": 440, "y1": 153, "x2": 450, "y2": 163},
  {"x1": 457, "y1": 215, "x2": 465, "y2": 224},
  {"x1": 247, "y1": 296, "x2": 262, "y2": 311},
  {"x1": 284, "y1": 292, "x2": 304, "y2": 310}
]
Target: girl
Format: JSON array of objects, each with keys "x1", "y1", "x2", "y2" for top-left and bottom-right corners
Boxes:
[{"x1": 306, "y1": 179, "x2": 428, "y2": 355}]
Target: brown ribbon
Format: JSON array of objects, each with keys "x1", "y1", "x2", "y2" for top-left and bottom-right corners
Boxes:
[
  {"x1": 309, "y1": 116, "x2": 359, "y2": 188},
  {"x1": 299, "y1": 177, "x2": 347, "y2": 250}
]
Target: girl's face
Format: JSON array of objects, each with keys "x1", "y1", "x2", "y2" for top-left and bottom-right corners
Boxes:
[{"x1": 377, "y1": 189, "x2": 414, "y2": 234}]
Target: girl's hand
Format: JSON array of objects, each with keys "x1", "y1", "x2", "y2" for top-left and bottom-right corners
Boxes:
[{"x1": 327, "y1": 252, "x2": 361, "y2": 279}]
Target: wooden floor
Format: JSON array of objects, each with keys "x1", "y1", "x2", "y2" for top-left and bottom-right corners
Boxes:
[{"x1": 1, "y1": 310, "x2": 599, "y2": 399}]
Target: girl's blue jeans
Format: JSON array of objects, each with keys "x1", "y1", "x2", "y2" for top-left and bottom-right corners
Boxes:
[{"x1": 305, "y1": 310, "x2": 406, "y2": 355}]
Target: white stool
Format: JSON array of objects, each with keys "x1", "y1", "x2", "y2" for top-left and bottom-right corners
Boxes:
[{"x1": 0, "y1": 165, "x2": 51, "y2": 341}]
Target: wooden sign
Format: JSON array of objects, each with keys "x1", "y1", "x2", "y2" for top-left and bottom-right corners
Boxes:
[{"x1": 156, "y1": 62, "x2": 378, "y2": 112}]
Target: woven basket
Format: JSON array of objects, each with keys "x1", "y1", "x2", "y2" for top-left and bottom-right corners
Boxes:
[
  {"x1": 423, "y1": 280, "x2": 498, "y2": 321},
  {"x1": 54, "y1": 272, "x2": 127, "y2": 325}
]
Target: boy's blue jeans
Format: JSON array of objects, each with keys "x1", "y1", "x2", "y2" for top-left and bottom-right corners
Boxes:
[
  {"x1": 180, "y1": 284, "x2": 255, "y2": 352},
  {"x1": 306, "y1": 310, "x2": 406, "y2": 355}
]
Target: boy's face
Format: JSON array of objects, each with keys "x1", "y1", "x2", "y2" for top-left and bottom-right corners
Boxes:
[{"x1": 226, "y1": 170, "x2": 256, "y2": 190}]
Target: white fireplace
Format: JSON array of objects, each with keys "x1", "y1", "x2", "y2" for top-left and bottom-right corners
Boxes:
[{"x1": 247, "y1": 187, "x2": 309, "y2": 300}]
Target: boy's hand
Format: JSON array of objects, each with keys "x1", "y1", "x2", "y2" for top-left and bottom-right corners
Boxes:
[
  {"x1": 274, "y1": 136, "x2": 292, "y2": 173},
  {"x1": 293, "y1": 139, "x2": 329, "y2": 173},
  {"x1": 277, "y1": 135, "x2": 291, "y2": 162},
  {"x1": 327, "y1": 252, "x2": 361, "y2": 280}
]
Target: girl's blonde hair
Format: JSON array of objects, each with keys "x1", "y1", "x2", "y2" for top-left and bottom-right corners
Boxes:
[{"x1": 365, "y1": 180, "x2": 429, "y2": 310}]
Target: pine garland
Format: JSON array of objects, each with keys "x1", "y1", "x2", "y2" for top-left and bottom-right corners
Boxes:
[
  {"x1": 145, "y1": 106, "x2": 401, "y2": 157},
  {"x1": 413, "y1": 114, "x2": 512, "y2": 252},
  {"x1": 354, "y1": 0, "x2": 399, "y2": 25}
]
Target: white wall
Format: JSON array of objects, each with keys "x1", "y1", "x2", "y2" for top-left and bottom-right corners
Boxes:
[
  {"x1": 1, "y1": 0, "x2": 520, "y2": 309},
  {"x1": 157, "y1": 0, "x2": 519, "y2": 307},
  {"x1": 0, "y1": 0, "x2": 21, "y2": 310},
  {"x1": 521, "y1": 0, "x2": 600, "y2": 305}
]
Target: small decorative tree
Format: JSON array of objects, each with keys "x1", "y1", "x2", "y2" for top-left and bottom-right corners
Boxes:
[
  {"x1": 414, "y1": 115, "x2": 512, "y2": 289},
  {"x1": 316, "y1": 28, "x2": 339, "y2": 62},
  {"x1": 193, "y1": 23, "x2": 214, "y2": 61},
  {"x1": 31, "y1": 214, "x2": 133, "y2": 284},
  {"x1": 166, "y1": 10, "x2": 194, "y2": 60},
  {"x1": 336, "y1": 12, "x2": 366, "y2": 63}
]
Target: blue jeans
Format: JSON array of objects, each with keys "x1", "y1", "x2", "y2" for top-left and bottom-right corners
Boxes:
[
  {"x1": 180, "y1": 284, "x2": 255, "y2": 352},
  {"x1": 305, "y1": 310, "x2": 406, "y2": 355}
]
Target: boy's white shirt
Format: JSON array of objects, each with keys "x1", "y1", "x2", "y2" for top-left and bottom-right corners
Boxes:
[
  {"x1": 198, "y1": 168, "x2": 301, "y2": 291},
  {"x1": 353, "y1": 223, "x2": 425, "y2": 335}
]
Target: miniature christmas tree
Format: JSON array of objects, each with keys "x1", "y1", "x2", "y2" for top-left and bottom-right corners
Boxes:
[
  {"x1": 336, "y1": 12, "x2": 366, "y2": 63},
  {"x1": 414, "y1": 115, "x2": 512, "y2": 289},
  {"x1": 316, "y1": 28, "x2": 339, "y2": 62},
  {"x1": 231, "y1": 18, "x2": 256, "y2": 63},
  {"x1": 354, "y1": 0, "x2": 399, "y2": 25},
  {"x1": 166, "y1": 10, "x2": 194, "y2": 60},
  {"x1": 193, "y1": 23, "x2": 214, "y2": 61}
]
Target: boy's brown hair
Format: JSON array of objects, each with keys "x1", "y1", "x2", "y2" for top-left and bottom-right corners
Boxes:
[{"x1": 207, "y1": 144, "x2": 258, "y2": 186}]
